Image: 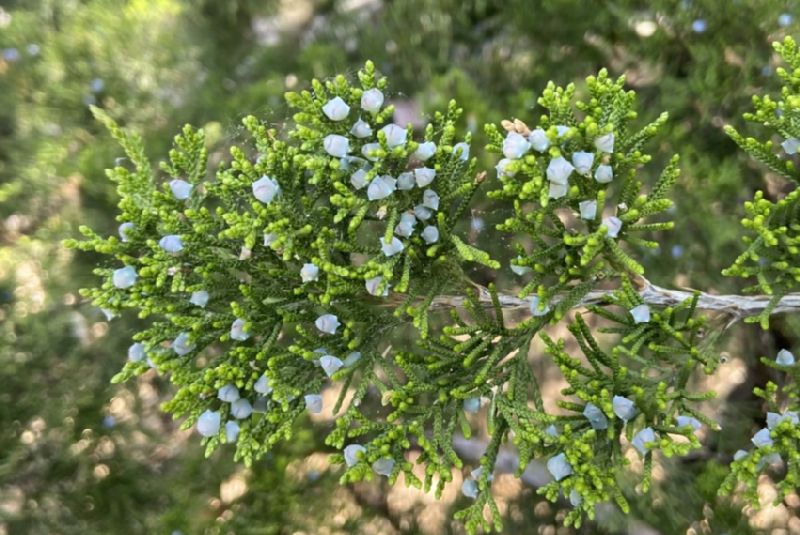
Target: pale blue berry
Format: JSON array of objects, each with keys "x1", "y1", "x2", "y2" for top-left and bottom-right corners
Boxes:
[
  {"x1": 224, "y1": 421, "x2": 240, "y2": 443},
  {"x1": 350, "y1": 119, "x2": 372, "y2": 138},
  {"x1": 579, "y1": 200, "x2": 597, "y2": 220},
  {"x1": 461, "y1": 478, "x2": 478, "y2": 499},
  {"x1": 421, "y1": 226, "x2": 439, "y2": 244},
  {"x1": 502, "y1": 132, "x2": 530, "y2": 159},
  {"x1": 529, "y1": 296, "x2": 550, "y2": 317},
  {"x1": 414, "y1": 204, "x2": 432, "y2": 221},
  {"x1": 604, "y1": 216, "x2": 622, "y2": 238},
  {"x1": 344, "y1": 352, "x2": 362, "y2": 366},
  {"x1": 612, "y1": 395, "x2": 637, "y2": 422},
  {"x1": 751, "y1": 428, "x2": 773, "y2": 448},
  {"x1": 230, "y1": 318, "x2": 250, "y2": 341},
  {"x1": 169, "y1": 179, "x2": 192, "y2": 200},
  {"x1": 414, "y1": 141, "x2": 437, "y2": 161},
  {"x1": 594, "y1": 164, "x2": 613, "y2": 183},
  {"x1": 367, "y1": 175, "x2": 396, "y2": 200},
  {"x1": 127, "y1": 342, "x2": 146, "y2": 363},
  {"x1": 300, "y1": 263, "x2": 320, "y2": 283},
  {"x1": 379, "y1": 236, "x2": 404, "y2": 257},
  {"x1": 320, "y1": 355, "x2": 344, "y2": 378},
  {"x1": 767, "y1": 411, "x2": 799, "y2": 429},
  {"x1": 595, "y1": 132, "x2": 614, "y2": 153},
  {"x1": 197, "y1": 410, "x2": 221, "y2": 437},
  {"x1": 380, "y1": 124, "x2": 407, "y2": 148},
  {"x1": 630, "y1": 304, "x2": 650, "y2": 324},
  {"x1": 452, "y1": 142, "x2": 470, "y2": 161},
  {"x1": 414, "y1": 167, "x2": 436, "y2": 188},
  {"x1": 571, "y1": 152, "x2": 594, "y2": 176},
  {"x1": 231, "y1": 398, "x2": 253, "y2": 419},
  {"x1": 422, "y1": 189, "x2": 439, "y2": 210},
  {"x1": 305, "y1": 394, "x2": 323, "y2": 414},
  {"x1": 632, "y1": 427, "x2": 657, "y2": 455},
  {"x1": 218, "y1": 383, "x2": 240, "y2": 403},
  {"x1": 323, "y1": 135, "x2": 349, "y2": 158},
  {"x1": 118, "y1": 222, "x2": 134, "y2": 242},
  {"x1": 372, "y1": 458, "x2": 395, "y2": 476},
  {"x1": 782, "y1": 137, "x2": 800, "y2": 154},
  {"x1": 583, "y1": 402, "x2": 608, "y2": 430},
  {"x1": 510, "y1": 257, "x2": 532, "y2": 276},
  {"x1": 254, "y1": 374, "x2": 272, "y2": 395},
  {"x1": 463, "y1": 397, "x2": 481, "y2": 413},
  {"x1": 365, "y1": 276, "x2": 389, "y2": 296},
  {"x1": 396, "y1": 172, "x2": 415, "y2": 191},
  {"x1": 315, "y1": 314, "x2": 341, "y2": 335},
  {"x1": 344, "y1": 444, "x2": 366, "y2": 467},
  {"x1": 360, "y1": 89, "x2": 384, "y2": 113},
  {"x1": 547, "y1": 453, "x2": 572, "y2": 481},
  {"x1": 691, "y1": 19, "x2": 707, "y2": 33},
  {"x1": 495, "y1": 158, "x2": 516, "y2": 178},
  {"x1": 350, "y1": 169, "x2": 369, "y2": 190},
  {"x1": 529, "y1": 128, "x2": 549, "y2": 152},
  {"x1": 322, "y1": 96, "x2": 350, "y2": 121},
  {"x1": 252, "y1": 176, "x2": 280, "y2": 204},
  {"x1": 190, "y1": 290, "x2": 209, "y2": 307},
  {"x1": 676, "y1": 415, "x2": 702, "y2": 431},
  {"x1": 173, "y1": 332, "x2": 195, "y2": 355},
  {"x1": 159, "y1": 234, "x2": 183, "y2": 253},
  {"x1": 112, "y1": 266, "x2": 137, "y2": 289},
  {"x1": 546, "y1": 156, "x2": 574, "y2": 184},
  {"x1": 394, "y1": 212, "x2": 417, "y2": 237},
  {"x1": 776, "y1": 349, "x2": 795, "y2": 366},
  {"x1": 361, "y1": 142, "x2": 382, "y2": 161},
  {"x1": 548, "y1": 182, "x2": 568, "y2": 199}
]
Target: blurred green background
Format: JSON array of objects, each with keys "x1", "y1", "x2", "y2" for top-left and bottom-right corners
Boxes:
[{"x1": 2, "y1": 1, "x2": 800, "y2": 533}]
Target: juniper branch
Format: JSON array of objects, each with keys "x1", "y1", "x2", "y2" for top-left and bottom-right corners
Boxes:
[{"x1": 430, "y1": 277, "x2": 800, "y2": 320}]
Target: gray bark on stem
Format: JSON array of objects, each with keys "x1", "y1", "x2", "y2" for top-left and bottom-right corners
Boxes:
[{"x1": 430, "y1": 277, "x2": 800, "y2": 321}]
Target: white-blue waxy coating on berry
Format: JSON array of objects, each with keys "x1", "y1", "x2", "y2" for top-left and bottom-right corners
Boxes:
[
  {"x1": 546, "y1": 156, "x2": 574, "y2": 185},
  {"x1": 547, "y1": 453, "x2": 573, "y2": 481},
  {"x1": 380, "y1": 123, "x2": 407, "y2": 148},
  {"x1": 197, "y1": 410, "x2": 221, "y2": 437},
  {"x1": 315, "y1": 314, "x2": 341, "y2": 335},
  {"x1": 230, "y1": 318, "x2": 250, "y2": 341},
  {"x1": 367, "y1": 175, "x2": 396, "y2": 200},
  {"x1": 323, "y1": 135, "x2": 349, "y2": 158},
  {"x1": 380, "y1": 236, "x2": 404, "y2": 257},
  {"x1": 360, "y1": 89, "x2": 384, "y2": 113},
  {"x1": 252, "y1": 176, "x2": 280, "y2": 204},
  {"x1": 112, "y1": 266, "x2": 137, "y2": 289},
  {"x1": 322, "y1": 96, "x2": 350, "y2": 121},
  {"x1": 218, "y1": 383, "x2": 240, "y2": 403}
]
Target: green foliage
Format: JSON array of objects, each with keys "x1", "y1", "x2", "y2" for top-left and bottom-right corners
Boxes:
[
  {"x1": 718, "y1": 34, "x2": 800, "y2": 505},
  {"x1": 7, "y1": 1, "x2": 800, "y2": 534},
  {"x1": 65, "y1": 57, "x2": 757, "y2": 532},
  {"x1": 505, "y1": 286, "x2": 713, "y2": 528},
  {"x1": 719, "y1": 353, "x2": 800, "y2": 507},
  {"x1": 67, "y1": 62, "x2": 497, "y2": 477},
  {"x1": 724, "y1": 37, "x2": 800, "y2": 327},
  {"x1": 487, "y1": 69, "x2": 676, "y2": 313}
]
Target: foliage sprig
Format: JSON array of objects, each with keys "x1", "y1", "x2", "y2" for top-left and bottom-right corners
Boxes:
[{"x1": 65, "y1": 55, "x2": 800, "y2": 533}]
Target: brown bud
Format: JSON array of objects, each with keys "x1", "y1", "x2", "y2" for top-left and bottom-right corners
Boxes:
[
  {"x1": 513, "y1": 118, "x2": 531, "y2": 136},
  {"x1": 630, "y1": 274, "x2": 647, "y2": 291}
]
